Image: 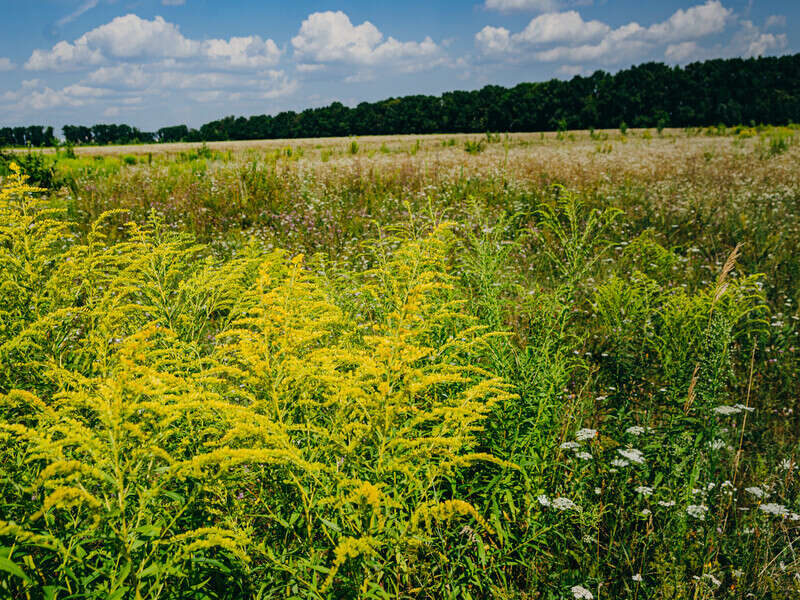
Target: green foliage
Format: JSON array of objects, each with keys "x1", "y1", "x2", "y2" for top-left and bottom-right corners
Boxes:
[{"x1": 463, "y1": 139, "x2": 486, "y2": 155}]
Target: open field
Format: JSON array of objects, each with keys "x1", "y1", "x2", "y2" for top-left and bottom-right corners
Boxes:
[{"x1": 1, "y1": 126, "x2": 799, "y2": 599}]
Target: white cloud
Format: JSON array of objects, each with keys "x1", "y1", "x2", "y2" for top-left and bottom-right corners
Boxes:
[
  {"x1": 513, "y1": 11, "x2": 610, "y2": 45},
  {"x1": 25, "y1": 14, "x2": 281, "y2": 71},
  {"x1": 732, "y1": 20, "x2": 787, "y2": 58},
  {"x1": 79, "y1": 14, "x2": 198, "y2": 59},
  {"x1": 484, "y1": 0, "x2": 560, "y2": 11},
  {"x1": 556, "y1": 64, "x2": 587, "y2": 78},
  {"x1": 28, "y1": 87, "x2": 91, "y2": 110},
  {"x1": 292, "y1": 11, "x2": 440, "y2": 67},
  {"x1": 61, "y1": 84, "x2": 110, "y2": 98},
  {"x1": 204, "y1": 36, "x2": 282, "y2": 68},
  {"x1": 664, "y1": 19, "x2": 787, "y2": 64},
  {"x1": 0, "y1": 57, "x2": 14, "y2": 71},
  {"x1": 26, "y1": 40, "x2": 104, "y2": 71},
  {"x1": 475, "y1": 26, "x2": 513, "y2": 55},
  {"x1": 665, "y1": 41, "x2": 702, "y2": 62},
  {"x1": 85, "y1": 62, "x2": 297, "y2": 101},
  {"x1": 162, "y1": 0, "x2": 186, "y2": 5},
  {"x1": 56, "y1": 0, "x2": 100, "y2": 27},
  {"x1": 644, "y1": 0, "x2": 731, "y2": 44},
  {"x1": 765, "y1": 15, "x2": 786, "y2": 30},
  {"x1": 296, "y1": 63, "x2": 326, "y2": 73},
  {"x1": 476, "y1": 1, "x2": 736, "y2": 65},
  {"x1": 87, "y1": 64, "x2": 150, "y2": 88},
  {"x1": 533, "y1": 24, "x2": 648, "y2": 63}
]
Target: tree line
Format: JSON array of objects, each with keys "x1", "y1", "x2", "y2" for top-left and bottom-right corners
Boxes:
[{"x1": 3, "y1": 53, "x2": 799, "y2": 148}]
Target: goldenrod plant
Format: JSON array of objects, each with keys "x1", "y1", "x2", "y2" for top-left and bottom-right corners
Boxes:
[{"x1": 0, "y1": 166, "x2": 515, "y2": 598}]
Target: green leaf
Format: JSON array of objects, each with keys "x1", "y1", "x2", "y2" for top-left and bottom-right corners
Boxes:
[{"x1": 0, "y1": 555, "x2": 30, "y2": 583}]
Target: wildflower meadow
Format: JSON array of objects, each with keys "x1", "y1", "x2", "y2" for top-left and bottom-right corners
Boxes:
[{"x1": 1, "y1": 127, "x2": 799, "y2": 598}]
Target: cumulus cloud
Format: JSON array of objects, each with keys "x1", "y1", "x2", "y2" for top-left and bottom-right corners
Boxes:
[
  {"x1": 729, "y1": 20, "x2": 787, "y2": 58},
  {"x1": 204, "y1": 36, "x2": 282, "y2": 68},
  {"x1": 476, "y1": 1, "x2": 738, "y2": 65},
  {"x1": 26, "y1": 40, "x2": 105, "y2": 71},
  {"x1": 25, "y1": 14, "x2": 281, "y2": 71},
  {"x1": 664, "y1": 19, "x2": 787, "y2": 64},
  {"x1": 0, "y1": 57, "x2": 14, "y2": 71},
  {"x1": 475, "y1": 27, "x2": 513, "y2": 55},
  {"x1": 644, "y1": 0, "x2": 731, "y2": 43},
  {"x1": 291, "y1": 11, "x2": 440, "y2": 67},
  {"x1": 513, "y1": 11, "x2": 610, "y2": 45},
  {"x1": 665, "y1": 41, "x2": 703, "y2": 63}
]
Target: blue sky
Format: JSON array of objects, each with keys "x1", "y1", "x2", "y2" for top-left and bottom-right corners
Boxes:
[{"x1": 0, "y1": 1, "x2": 796, "y2": 130}]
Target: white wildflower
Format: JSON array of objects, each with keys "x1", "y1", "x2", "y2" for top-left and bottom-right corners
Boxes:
[
  {"x1": 611, "y1": 458, "x2": 630, "y2": 467},
  {"x1": 745, "y1": 487, "x2": 765, "y2": 498},
  {"x1": 687, "y1": 504, "x2": 708, "y2": 520},
  {"x1": 594, "y1": 487, "x2": 602, "y2": 495},
  {"x1": 779, "y1": 458, "x2": 795, "y2": 470},
  {"x1": 552, "y1": 497, "x2": 581, "y2": 511},
  {"x1": 576, "y1": 452, "x2": 593, "y2": 460},
  {"x1": 709, "y1": 439, "x2": 726, "y2": 450},
  {"x1": 658, "y1": 500, "x2": 676, "y2": 507},
  {"x1": 537, "y1": 495, "x2": 551, "y2": 507},
  {"x1": 713, "y1": 405, "x2": 741, "y2": 415},
  {"x1": 576, "y1": 428, "x2": 598, "y2": 441},
  {"x1": 571, "y1": 585, "x2": 593, "y2": 599},
  {"x1": 632, "y1": 574, "x2": 643, "y2": 582},
  {"x1": 626, "y1": 426, "x2": 645, "y2": 436},
  {"x1": 635, "y1": 486, "x2": 653, "y2": 496},
  {"x1": 640, "y1": 508, "x2": 651, "y2": 516},
  {"x1": 560, "y1": 441, "x2": 580, "y2": 450},
  {"x1": 618, "y1": 448, "x2": 645, "y2": 464},
  {"x1": 759, "y1": 503, "x2": 789, "y2": 517},
  {"x1": 704, "y1": 574, "x2": 721, "y2": 586}
]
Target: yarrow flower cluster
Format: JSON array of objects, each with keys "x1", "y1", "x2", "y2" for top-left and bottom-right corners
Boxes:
[
  {"x1": 759, "y1": 503, "x2": 789, "y2": 517},
  {"x1": 713, "y1": 404, "x2": 755, "y2": 416},
  {"x1": 625, "y1": 425, "x2": 645, "y2": 436},
  {"x1": 618, "y1": 448, "x2": 645, "y2": 464},
  {"x1": 571, "y1": 585, "x2": 594, "y2": 599},
  {"x1": 537, "y1": 495, "x2": 582, "y2": 512},
  {"x1": 687, "y1": 504, "x2": 708, "y2": 520},
  {"x1": 553, "y1": 497, "x2": 582, "y2": 512},
  {"x1": 575, "y1": 428, "x2": 598, "y2": 441}
]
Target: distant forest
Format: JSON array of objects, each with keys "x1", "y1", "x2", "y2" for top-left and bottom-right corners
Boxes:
[{"x1": 3, "y1": 53, "x2": 800, "y2": 147}]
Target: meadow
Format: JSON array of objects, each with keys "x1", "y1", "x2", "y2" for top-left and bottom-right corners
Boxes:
[{"x1": 1, "y1": 125, "x2": 799, "y2": 599}]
